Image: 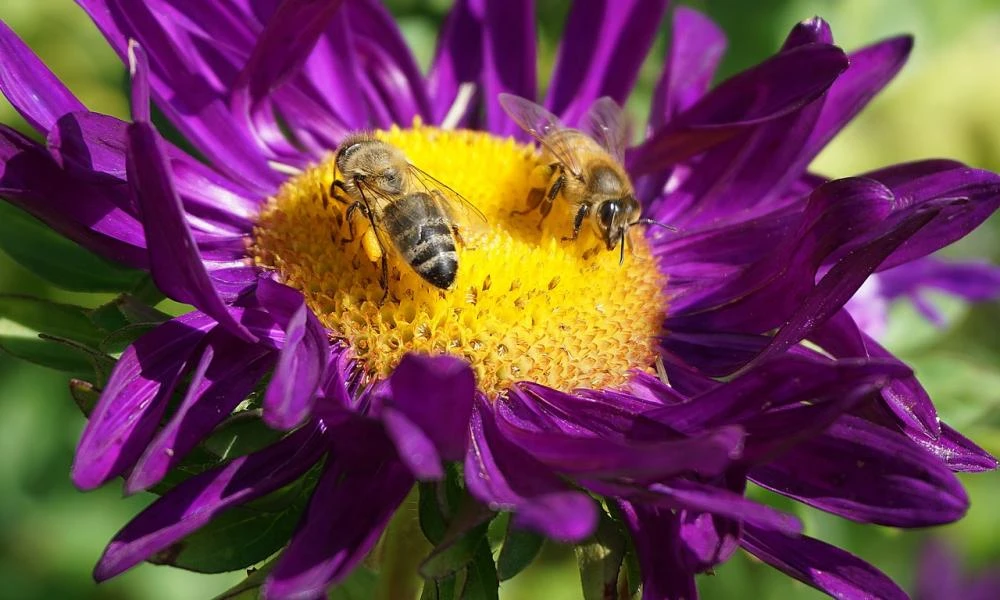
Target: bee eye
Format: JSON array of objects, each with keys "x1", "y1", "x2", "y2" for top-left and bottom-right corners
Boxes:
[{"x1": 598, "y1": 201, "x2": 618, "y2": 226}]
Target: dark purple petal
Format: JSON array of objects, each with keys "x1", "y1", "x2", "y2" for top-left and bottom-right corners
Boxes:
[
  {"x1": 0, "y1": 20, "x2": 86, "y2": 133},
  {"x1": 629, "y1": 43, "x2": 848, "y2": 175},
  {"x1": 751, "y1": 416, "x2": 968, "y2": 527},
  {"x1": 124, "y1": 333, "x2": 275, "y2": 494},
  {"x1": 234, "y1": 0, "x2": 345, "y2": 110},
  {"x1": 94, "y1": 423, "x2": 326, "y2": 580},
  {"x1": 482, "y1": 0, "x2": 536, "y2": 135},
  {"x1": 255, "y1": 278, "x2": 328, "y2": 430},
  {"x1": 649, "y1": 6, "x2": 726, "y2": 128},
  {"x1": 546, "y1": 0, "x2": 670, "y2": 125},
  {"x1": 0, "y1": 126, "x2": 148, "y2": 267},
  {"x1": 79, "y1": 0, "x2": 281, "y2": 193},
  {"x1": 428, "y1": 0, "x2": 483, "y2": 124},
  {"x1": 741, "y1": 525, "x2": 908, "y2": 600},
  {"x1": 263, "y1": 421, "x2": 413, "y2": 599},
  {"x1": 797, "y1": 36, "x2": 912, "y2": 170},
  {"x1": 912, "y1": 422, "x2": 998, "y2": 473},
  {"x1": 617, "y1": 501, "x2": 697, "y2": 600},
  {"x1": 47, "y1": 111, "x2": 127, "y2": 182},
  {"x1": 71, "y1": 313, "x2": 213, "y2": 490},
  {"x1": 381, "y1": 354, "x2": 475, "y2": 479},
  {"x1": 781, "y1": 17, "x2": 833, "y2": 48},
  {"x1": 465, "y1": 399, "x2": 597, "y2": 542},
  {"x1": 857, "y1": 162, "x2": 1000, "y2": 271}
]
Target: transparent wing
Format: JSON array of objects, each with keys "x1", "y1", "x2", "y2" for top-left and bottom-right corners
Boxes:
[
  {"x1": 352, "y1": 178, "x2": 399, "y2": 252},
  {"x1": 583, "y1": 96, "x2": 628, "y2": 163},
  {"x1": 498, "y1": 92, "x2": 585, "y2": 177},
  {"x1": 406, "y1": 164, "x2": 489, "y2": 234}
]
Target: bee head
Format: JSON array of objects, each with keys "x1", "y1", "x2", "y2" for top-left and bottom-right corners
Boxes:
[{"x1": 596, "y1": 196, "x2": 640, "y2": 252}]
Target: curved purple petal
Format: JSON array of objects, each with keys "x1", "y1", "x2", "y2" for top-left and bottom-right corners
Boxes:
[
  {"x1": 751, "y1": 416, "x2": 968, "y2": 527},
  {"x1": 617, "y1": 501, "x2": 697, "y2": 600},
  {"x1": 428, "y1": 0, "x2": 483, "y2": 124},
  {"x1": 94, "y1": 423, "x2": 327, "y2": 581},
  {"x1": 233, "y1": 0, "x2": 345, "y2": 110},
  {"x1": 380, "y1": 354, "x2": 475, "y2": 479},
  {"x1": 0, "y1": 126, "x2": 148, "y2": 267},
  {"x1": 912, "y1": 422, "x2": 998, "y2": 473},
  {"x1": 465, "y1": 399, "x2": 597, "y2": 542},
  {"x1": 781, "y1": 17, "x2": 833, "y2": 48},
  {"x1": 124, "y1": 333, "x2": 275, "y2": 494},
  {"x1": 71, "y1": 313, "x2": 213, "y2": 490},
  {"x1": 881, "y1": 256, "x2": 1000, "y2": 305},
  {"x1": 741, "y1": 525, "x2": 908, "y2": 600},
  {"x1": 255, "y1": 278, "x2": 328, "y2": 430},
  {"x1": 483, "y1": 0, "x2": 536, "y2": 135},
  {"x1": 629, "y1": 43, "x2": 848, "y2": 176},
  {"x1": 47, "y1": 111, "x2": 128, "y2": 183},
  {"x1": 546, "y1": 0, "x2": 670, "y2": 125},
  {"x1": 263, "y1": 421, "x2": 413, "y2": 599},
  {"x1": 0, "y1": 20, "x2": 86, "y2": 133}
]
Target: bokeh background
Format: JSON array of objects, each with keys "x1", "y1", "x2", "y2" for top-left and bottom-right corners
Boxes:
[{"x1": 1, "y1": 1, "x2": 999, "y2": 598}]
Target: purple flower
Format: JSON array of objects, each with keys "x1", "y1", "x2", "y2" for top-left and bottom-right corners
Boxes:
[{"x1": 1, "y1": 2, "x2": 998, "y2": 599}]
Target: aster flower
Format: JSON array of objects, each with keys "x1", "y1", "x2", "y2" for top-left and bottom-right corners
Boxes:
[{"x1": 1, "y1": 2, "x2": 998, "y2": 600}]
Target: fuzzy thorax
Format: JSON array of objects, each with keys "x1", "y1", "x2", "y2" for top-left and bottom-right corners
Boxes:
[{"x1": 252, "y1": 123, "x2": 668, "y2": 397}]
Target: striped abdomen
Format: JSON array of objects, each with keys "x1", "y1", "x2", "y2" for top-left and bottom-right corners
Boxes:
[{"x1": 383, "y1": 192, "x2": 458, "y2": 289}]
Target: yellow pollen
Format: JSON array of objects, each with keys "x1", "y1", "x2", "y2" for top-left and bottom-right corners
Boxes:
[{"x1": 252, "y1": 123, "x2": 668, "y2": 397}]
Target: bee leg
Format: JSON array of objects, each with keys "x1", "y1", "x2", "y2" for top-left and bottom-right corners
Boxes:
[
  {"x1": 561, "y1": 203, "x2": 590, "y2": 242},
  {"x1": 534, "y1": 173, "x2": 565, "y2": 230},
  {"x1": 342, "y1": 201, "x2": 370, "y2": 244},
  {"x1": 377, "y1": 252, "x2": 390, "y2": 304},
  {"x1": 510, "y1": 187, "x2": 545, "y2": 217}
]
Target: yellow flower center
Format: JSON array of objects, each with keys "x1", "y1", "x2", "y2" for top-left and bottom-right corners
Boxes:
[{"x1": 252, "y1": 124, "x2": 667, "y2": 397}]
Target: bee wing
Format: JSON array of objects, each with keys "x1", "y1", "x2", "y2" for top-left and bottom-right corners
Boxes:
[
  {"x1": 406, "y1": 164, "x2": 489, "y2": 234},
  {"x1": 498, "y1": 93, "x2": 585, "y2": 177},
  {"x1": 352, "y1": 177, "x2": 401, "y2": 252},
  {"x1": 583, "y1": 96, "x2": 628, "y2": 163}
]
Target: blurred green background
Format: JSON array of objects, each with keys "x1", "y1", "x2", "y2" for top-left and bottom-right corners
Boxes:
[{"x1": 1, "y1": 1, "x2": 999, "y2": 598}]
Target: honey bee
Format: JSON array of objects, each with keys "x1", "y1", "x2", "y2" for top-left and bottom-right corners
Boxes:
[
  {"x1": 331, "y1": 133, "x2": 486, "y2": 300},
  {"x1": 499, "y1": 93, "x2": 673, "y2": 263}
]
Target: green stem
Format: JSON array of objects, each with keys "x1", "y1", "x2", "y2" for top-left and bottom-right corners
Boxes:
[{"x1": 375, "y1": 487, "x2": 431, "y2": 600}]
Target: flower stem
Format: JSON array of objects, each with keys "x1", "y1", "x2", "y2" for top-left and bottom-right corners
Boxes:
[{"x1": 375, "y1": 487, "x2": 430, "y2": 600}]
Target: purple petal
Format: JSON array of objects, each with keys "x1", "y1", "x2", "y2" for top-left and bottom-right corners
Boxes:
[
  {"x1": 912, "y1": 421, "x2": 999, "y2": 473},
  {"x1": 428, "y1": 0, "x2": 483, "y2": 124},
  {"x1": 781, "y1": 17, "x2": 833, "y2": 48},
  {"x1": 71, "y1": 313, "x2": 213, "y2": 490},
  {"x1": 234, "y1": 0, "x2": 345, "y2": 110},
  {"x1": 94, "y1": 423, "x2": 326, "y2": 581},
  {"x1": 263, "y1": 421, "x2": 413, "y2": 599},
  {"x1": 0, "y1": 20, "x2": 86, "y2": 133},
  {"x1": 741, "y1": 525, "x2": 908, "y2": 600},
  {"x1": 751, "y1": 415, "x2": 968, "y2": 527},
  {"x1": 483, "y1": 0, "x2": 536, "y2": 135},
  {"x1": 546, "y1": 0, "x2": 670, "y2": 125},
  {"x1": 124, "y1": 333, "x2": 275, "y2": 494},
  {"x1": 381, "y1": 354, "x2": 475, "y2": 479},
  {"x1": 617, "y1": 501, "x2": 697, "y2": 600},
  {"x1": 47, "y1": 111, "x2": 127, "y2": 182},
  {"x1": 0, "y1": 126, "x2": 148, "y2": 267},
  {"x1": 881, "y1": 256, "x2": 1000, "y2": 304},
  {"x1": 629, "y1": 43, "x2": 848, "y2": 175},
  {"x1": 256, "y1": 278, "x2": 328, "y2": 430},
  {"x1": 465, "y1": 399, "x2": 597, "y2": 542}
]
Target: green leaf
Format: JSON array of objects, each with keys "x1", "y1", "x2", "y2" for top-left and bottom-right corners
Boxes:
[
  {"x1": 69, "y1": 378, "x2": 101, "y2": 416},
  {"x1": 419, "y1": 496, "x2": 495, "y2": 581},
  {"x1": 38, "y1": 334, "x2": 115, "y2": 384},
  {"x1": 0, "y1": 202, "x2": 145, "y2": 292},
  {"x1": 575, "y1": 511, "x2": 628, "y2": 600},
  {"x1": 0, "y1": 294, "x2": 105, "y2": 345},
  {"x1": 202, "y1": 411, "x2": 285, "y2": 461},
  {"x1": 458, "y1": 541, "x2": 499, "y2": 600},
  {"x1": 0, "y1": 331, "x2": 98, "y2": 376},
  {"x1": 418, "y1": 464, "x2": 465, "y2": 545},
  {"x1": 212, "y1": 557, "x2": 380, "y2": 600},
  {"x1": 496, "y1": 522, "x2": 544, "y2": 581},
  {"x1": 149, "y1": 478, "x2": 315, "y2": 574},
  {"x1": 212, "y1": 557, "x2": 277, "y2": 600}
]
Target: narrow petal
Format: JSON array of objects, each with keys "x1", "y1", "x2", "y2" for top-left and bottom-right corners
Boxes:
[
  {"x1": 263, "y1": 421, "x2": 413, "y2": 599},
  {"x1": 256, "y1": 278, "x2": 328, "y2": 430},
  {"x1": 47, "y1": 111, "x2": 128, "y2": 182},
  {"x1": 94, "y1": 423, "x2": 326, "y2": 581},
  {"x1": 546, "y1": 0, "x2": 670, "y2": 124},
  {"x1": 751, "y1": 415, "x2": 968, "y2": 527},
  {"x1": 617, "y1": 501, "x2": 697, "y2": 600},
  {"x1": 124, "y1": 333, "x2": 275, "y2": 494},
  {"x1": 0, "y1": 20, "x2": 86, "y2": 133},
  {"x1": 483, "y1": 0, "x2": 536, "y2": 135},
  {"x1": 912, "y1": 422, "x2": 999, "y2": 473},
  {"x1": 381, "y1": 354, "x2": 476, "y2": 479},
  {"x1": 629, "y1": 43, "x2": 848, "y2": 175},
  {"x1": 234, "y1": 0, "x2": 345, "y2": 110},
  {"x1": 465, "y1": 399, "x2": 597, "y2": 542},
  {"x1": 428, "y1": 0, "x2": 483, "y2": 123},
  {"x1": 741, "y1": 525, "x2": 908, "y2": 600},
  {"x1": 71, "y1": 312, "x2": 213, "y2": 490},
  {"x1": 781, "y1": 17, "x2": 833, "y2": 48},
  {"x1": 880, "y1": 256, "x2": 1000, "y2": 304}
]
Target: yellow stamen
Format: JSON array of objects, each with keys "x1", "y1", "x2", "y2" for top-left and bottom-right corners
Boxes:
[{"x1": 252, "y1": 123, "x2": 667, "y2": 397}]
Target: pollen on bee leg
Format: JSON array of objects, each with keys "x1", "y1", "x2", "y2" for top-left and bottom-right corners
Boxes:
[{"x1": 251, "y1": 123, "x2": 668, "y2": 398}]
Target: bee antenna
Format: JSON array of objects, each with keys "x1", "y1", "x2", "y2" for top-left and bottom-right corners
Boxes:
[
  {"x1": 632, "y1": 217, "x2": 677, "y2": 232},
  {"x1": 619, "y1": 229, "x2": 626, "y2": 266}
]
